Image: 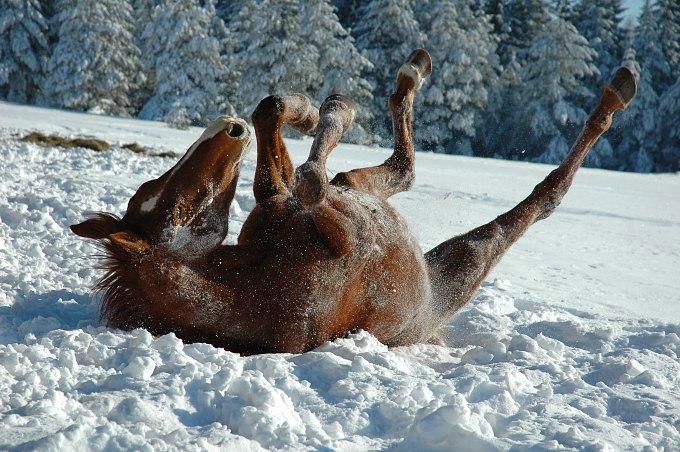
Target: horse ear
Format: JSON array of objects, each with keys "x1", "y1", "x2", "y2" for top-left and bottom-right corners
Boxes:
[
  {"x1": 109, "y1": 231, "x2": 150, "y2": 254},
  {"x1": 70, "y1": 213, "x2": 123, "y2": 239}
]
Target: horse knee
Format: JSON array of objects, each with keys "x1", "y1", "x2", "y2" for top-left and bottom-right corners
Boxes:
[{"x1": 295, "y1": 161, "x2": 328, "y2": 207}]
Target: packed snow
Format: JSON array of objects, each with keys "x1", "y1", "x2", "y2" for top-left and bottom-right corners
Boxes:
[{"x1": 1, "y1": 102, "x2": 679, "y2": 450}]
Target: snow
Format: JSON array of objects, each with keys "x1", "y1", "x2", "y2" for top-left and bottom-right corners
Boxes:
[{"x1": 1, "y1": 101, "x2": 679, "y2": 450}]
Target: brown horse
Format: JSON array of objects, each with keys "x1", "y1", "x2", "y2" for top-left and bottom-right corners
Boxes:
[{"x1": 71, "y1": 49, "x2": 636, "y2": 355}]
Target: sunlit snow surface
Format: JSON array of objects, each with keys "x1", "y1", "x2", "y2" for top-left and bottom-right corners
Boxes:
[{"x1": 1, "y1": 102, "x2": 679, "y2": 450}]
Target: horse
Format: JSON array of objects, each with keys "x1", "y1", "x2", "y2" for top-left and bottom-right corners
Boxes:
[{"x1": 71, "y1": 49, "x2": 636, "y2": 354}]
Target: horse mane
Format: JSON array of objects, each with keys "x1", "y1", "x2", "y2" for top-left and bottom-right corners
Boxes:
[{"x1": 84, "y1": 213, "x2": 151, "y2": 331}]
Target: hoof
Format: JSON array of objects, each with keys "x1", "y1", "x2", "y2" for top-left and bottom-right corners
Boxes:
[
  {"x1": 323, "y1": 94, "x2": 355, "y2": 112},
  {"x1": 319, "y1": 94, "x2": 356, "y2": 134},
  {"x1": 398, "y1": 49, "x2": 432, "y2": 90},
  {"x1": 610, "y1": 67, "x2": 637, "y2": 108}
]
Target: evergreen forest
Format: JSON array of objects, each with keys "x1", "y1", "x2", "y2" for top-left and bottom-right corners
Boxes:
[{"x1": 1, "y1": 0, "x2": 678, "y2": 172}]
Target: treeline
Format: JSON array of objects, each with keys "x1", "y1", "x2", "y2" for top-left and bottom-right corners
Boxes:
[{"x1": 1, "y1": 0, "x2": 678, "y2": 172}]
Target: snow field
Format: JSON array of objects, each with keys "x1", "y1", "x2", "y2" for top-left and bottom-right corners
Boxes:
[{"x1": 1, "y1": 103, "x2": 679, "y2": 449}]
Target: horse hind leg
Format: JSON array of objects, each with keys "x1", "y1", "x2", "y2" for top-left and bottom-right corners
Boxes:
[
  {"x1": 331, "y1": 49, "x2": 432, "y2": 199},
  {"x1": 251, "y1": 94, "x2": 319, "y2": 203},
  {"x1": 426, "y1": 67, "x2": 637, "y2": 319}
]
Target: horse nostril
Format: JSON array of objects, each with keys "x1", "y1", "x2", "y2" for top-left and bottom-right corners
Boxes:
[{"x1": 228, "y1": 122, "x2": 245, "y2": 138}]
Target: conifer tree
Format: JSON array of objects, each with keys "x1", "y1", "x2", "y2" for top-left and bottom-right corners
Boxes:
[
  {"x1": 501, "y1": 0, "x2": 548, "y2": 68},
  {"x1": 139, "y1": 0, "x2": 234, "y2": 128},
  {"x1": 656, "y1": 0, "x2": 680, "y2": 90},
  {"x1": 550, "y1": 0, "x2": 575, "y2": 21},
  {"x1": 229, "y1": 0, "x2": 319, "y2": 116},
  {"x1": 332, "y1": 0, "x2": 361, "y2": 29},
  {"x1": 512, "y1": 17, "x2": 598, "y2": 164},
  {"x1": 658, "y1": 77, "x2": 680, "y2": 172},
  {"x1": 132, "y1": 0, "x2": 162, "y2": 112},
  {"x1": 302, "y1": 0, "x2": 374, "y2": 143},
  {"x1": 615, "y1": 48, "x2": 660, "y2": 172},
  {"x1": 574, "y1": 0, "x2": 624, "y2": 85},
  {"x1": 0, "y1": 0, "x2": 50, "y2": 104},
  {"x1": 43, "y1": 0, "x2": 143, "y2": 115},
  {"x1": 417, "y1": 0, "x2": 499, "y2": 154},
  {"x1": 633, "y1": 0, "x2": 671, "y2": 96},
  {"x1": 569, "y1": 0, "x2": 624, "y2": 168},
  {"x1": 353, "y1": 0, "x2": 424, "y2": 140},
  {"x1": 486, "y1": 0, "x2": 511, "y2": 63}
]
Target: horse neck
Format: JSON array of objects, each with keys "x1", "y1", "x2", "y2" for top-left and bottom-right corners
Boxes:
[{"x1": 98, "y1": 240, "x2": 251, "y2": 337}]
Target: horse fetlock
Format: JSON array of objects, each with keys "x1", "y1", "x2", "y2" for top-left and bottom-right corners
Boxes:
[{"x1": 295, "y1": 161, "x2": 328, "y2": 207}]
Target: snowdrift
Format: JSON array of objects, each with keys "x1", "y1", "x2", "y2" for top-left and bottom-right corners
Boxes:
[{"x1": 1, "y1": 102, "x2": 679, "y2": 450}]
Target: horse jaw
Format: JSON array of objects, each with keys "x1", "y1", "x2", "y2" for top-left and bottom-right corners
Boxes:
[{"x1": 123, "y1": 116, "x2": 252, "y2": 258}]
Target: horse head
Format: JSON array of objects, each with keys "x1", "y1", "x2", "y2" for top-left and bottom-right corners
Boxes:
[{"x1": 71, "y1": 116, "x2": 251, "y2": 258}]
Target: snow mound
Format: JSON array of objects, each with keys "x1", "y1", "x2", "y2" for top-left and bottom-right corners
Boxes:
[{"x1": 1, "y1": 103, "x2": 679, "y2": 449}]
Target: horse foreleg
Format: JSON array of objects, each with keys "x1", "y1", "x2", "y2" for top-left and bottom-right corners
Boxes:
[
  {"x1": 426, "y1": 67, "x2": 637, "y2": 318},
  {"x1": 251, "y1": 94, "x2": 319, "y2": 203},
  {"x1": 331, "y1": 49, "x2": 432, "y2": 199},
  {"x1": 294, "y1": 95, "x2": 358, "y2": 256},
  {"x1": 294, "y1": 94, "x2": 356, "y2": 207}
]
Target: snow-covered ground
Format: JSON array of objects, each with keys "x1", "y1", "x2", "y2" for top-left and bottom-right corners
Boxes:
[{"x1": 1, "y1": 101, "x2": 679, "y2": 450}]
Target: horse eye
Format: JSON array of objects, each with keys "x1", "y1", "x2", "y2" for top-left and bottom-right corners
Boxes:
[{"x1": 176, "y1": 205, "x2": 183, "y2": 218}]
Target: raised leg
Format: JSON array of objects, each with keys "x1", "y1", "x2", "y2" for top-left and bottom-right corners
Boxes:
[
  {"x1": 330, "y1": 49, "x2": 432, "y2": 199},
  {"x1": 426, "y1": 67, "x2": 637, "y2": 318},
  {"x1": 293, "y1": 94, "x2": 358, "y2": 257},
  {"x1": 251, "y1": 94, "x2": 319, "y2": 203},
  {"x1": 294, "y1": 94, "x2": 356, "y2": 207}
]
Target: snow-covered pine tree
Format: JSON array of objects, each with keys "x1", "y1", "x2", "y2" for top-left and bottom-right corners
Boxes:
[
  {"x1": 655, "y1": 0, "x2": 680, "y2": 91},
  {"x1": 477, "y1": 0, "x2": 524, "y2": 158},
  {"x1": 549, "y1": 0, "x2": 575, "y2": 21},
  {"x1": 618, "y1": 68, "x2": 659, "y2": 172},
  {"x1": 132, "y1": 0, "x2": 162, "y2": 114},
  {"x1": 613, "y1": 48, "x2": 660, "y2": 172},
  {"x1": 352, "y1": 0, "x2": 424, "y2": 140},
  {"x1": 139, "y1": 0, "x2": 235, "y2": 128},
  {"x1": 633, "y1": 0, "x2": 672, "y2": 98},
  {"x1": 573, "y1": 0, "x2": 624, "y2": 86},
  {"x1": 512, "y1": 17, "x2": 598, "y2": 164},
  {"x1": 229, "y1": 0, "x2": 319, "y2": 117},
  {"x1": 486, "y1": 0, "x2": 511, "y2": 62},
  {"x1": 332, "y1": 0, "x2": 362, "y2": 29},
  {"x1": 612, "y1": 0, "x2": 671, "y2": 171},
  {"x1": 569, "y1": 0, "x2": 624, "y2": 169},
  {"x1": 483, "y1": 0, "x2": 547, "y2": 158},
  {"x1": 0, "y1": 0, "x2": 50, "y2": 104},
  {"x1": 132, "y1": 0, "x2": 161, "y2": 30},
  {"x1": 43, "y1": 0, "x2": 143, "y2": 116},
  {"x1": 500, "y1": 0, "x2": 548, "y2": 68},
  {"x1": 301, "y1": 0, "x2": 374, "y2": 143},
  {"x1": 658, "y1": 77, "x2": 680, "y2": 172},
  {"x1": 417, "y1": 0, "x2": 499, "y2": 154},
  {"x1": 215, "y1": 0, "x2": 240, "y2": 26}
]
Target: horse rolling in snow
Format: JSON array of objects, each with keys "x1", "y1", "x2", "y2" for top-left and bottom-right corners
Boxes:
[{"x1": 71, "y1": 49, "x2": 637, "y2": 354}]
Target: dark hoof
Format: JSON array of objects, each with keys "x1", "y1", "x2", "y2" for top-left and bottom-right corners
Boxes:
[
  {"x1": 323, "y1": 94, "x2": 355, "y2": 112},
  {"x1": 319, "y1": 94, "x2": 356, "y2": 116},
  {"x1": 319, "y1": 94, "x2": 356, "y2": 134},
  {"x1": 610, "y1": 67, "x2": 637, "y2": 107},
  {"x1": 405, "y1": 49, "x2": 432, "y2": 80}
]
